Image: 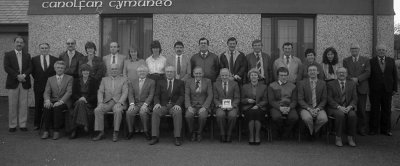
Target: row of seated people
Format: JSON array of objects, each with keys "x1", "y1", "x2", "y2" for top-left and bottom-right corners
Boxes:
[{"x1": 40, "y1": 60, "x2": 356, "y2": 147}]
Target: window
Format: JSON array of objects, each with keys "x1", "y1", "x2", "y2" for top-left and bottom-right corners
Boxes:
[
  {"x1": 101, "y1": 15, "x2": 153, "y2": 59},
  {"x1": 262, "y1": 15, "x2": 315, "y2": 62}
]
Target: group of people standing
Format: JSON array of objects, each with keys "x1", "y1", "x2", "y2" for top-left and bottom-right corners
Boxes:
[{"x1": 4, "y1": 36, "x2": 397, "y2": 147}]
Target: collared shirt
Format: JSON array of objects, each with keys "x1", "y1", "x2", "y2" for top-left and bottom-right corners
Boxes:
[
  {"x1": 175, "y1": 54, "x2": 182, "y2": 76},
  {"x1": 222, "y1": 81, "x2": 229, "y2": 93},
  {"x1": 200, "y1": 51, "x2": 209, "y2": 58},
  {"x1": 15, "y1": 50, "x2": 22, "y2": 73},
  {"x1": 56, "y1": 74, "x2": 64, "y2": 86},
  {"x1": 226, "y1": 50, "x2": 239, "y2": 65},
  {"x1": 146, "y1": 55, "x2": 167, "y2": 74},
  {"x1": 339, "y1": 80, "x2": 346, "y2": 92},
  {"x1": 195, "y1": 79, "x2": 202, "y2": 92},
  {"x1": 379, "y1": 56, "x2": 386, "y2": 63},
  {"x1": 167, "y1": 78, "x2": 174, "y2": 92},
  {"x1": 41, "y1": 55, "x2": 50, "y2": 70},
  {"x1": 352, "y1": 55, "x2": 359, "y2": 62},
  {"x1": 254, "y1": 52, "x2": 265, "y2": 77},
  {"x1": 110, "y1": 54, "x2": 118, "y2": 65},
  {"x1": 278, "y1": 80, "x2": 287, "y2": 86},
  {"x1": 284, "y1": 55, "x2": 292, "y2": 66},
  {"x1": 67, "y1": 50, "x2": 75, "y2": 67}
]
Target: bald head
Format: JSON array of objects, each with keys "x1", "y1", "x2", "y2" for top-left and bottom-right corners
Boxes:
[
  {"x1": 376, "y1": 44, "x2": 387, "y2": 57},
  {"x1": 220, "y1": 68, "x2": 231, "y2": 82},
  {"x1": 66, "y1": 38, "x2": 76, "y2": 51}
]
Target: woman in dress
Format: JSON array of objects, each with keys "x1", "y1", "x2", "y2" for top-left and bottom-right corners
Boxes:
[
  {"x1": 300, "y1": 48, "x2": 325, "y2": 80},
  {"x1": 322, "y1": 47, "x2": 340, "y2": 82},
  {"x1": 123, "y1": 47, "x2": 146, "y2": 82},
  {"x1": 79, "y1": 41, "x2": 106, "y2": 83},
  {"x1": 69, "y1": 64, "x2": 99, "y2": 139},
  {"x1": 241, "y1": 68, "x2": 268, "y2": 145}
]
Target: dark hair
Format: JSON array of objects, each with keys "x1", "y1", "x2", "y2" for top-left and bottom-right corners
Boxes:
[
  {"x1": 322, "y1": 47, "x2": 339, "y2": 65},
  {"x1": 307, "y1": 63, "x2": 319, "y2": 72},
  {"x1": 14, "y1": 36, "x2": 25, "y2": 43},
  {"x1": 276, "y1": 67, "x2": 289, "y2": 76},
  {"x1": 227, "y1": 37, "x2": 237, "y2": 44},
  {"x1": 174, "y1": 41, "x2": 184, "y2": 48},
  {"x1": 305, "y1": 48, "x2": 316, "y2": 57},
  {"x1": 128, "y1": 47, "x2": 140, "y2": 61},
  {"x1": 150, "y1": 40, "x2": 162, "y2": 54},
  {"x1": 282, "y1": 42, "x2": 293, "y2": 48},
  {"x1": 39, "y1": 43, "x2": 50, "y2": 48},
  {"x1": 251, "y1": 39, "x2": 263, "y2": 46},
  {"x1": 198, "y1": 37, "x2": 209, "y2": 45},
  {"x1": 85, "y1": 41, "x2": 97, "y2": 53},
  {"x1": 80, "y1": 64, "x2": 92, "y2": 73}
]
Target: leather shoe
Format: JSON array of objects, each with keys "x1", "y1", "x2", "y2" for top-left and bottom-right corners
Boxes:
[
  {"x1": 381, "y1": 131, "x2": 393, "y2": 136},
  {"x1": 149, "y1": 137, "x2": 159, "y2": 145},
  {"x1": 226, "y1": 135, "x2": 232, "y2": 143},
  {"x1": 348, "y1": 136, "x2": 356, "y2": 147},
  {"x1": 9, "y1": 128, "x2": 16, "y2": 132},
  {"x1": 357, "y1": 131, "x2": 366, "y2": 136},
  {"x1": 190, "y1": 132, "x2": 197, "y2": 142},
  {"x1": 33, "y1": 126, "x2": 40, "y2": 131},
  {"x1": 144, "y1": 132, "x2": 151, "y2": 140},
  {"x1": 69, "y1": 130, "x2": 77, "y2": 139},
  {"x1": 52, "y1": 132, "x2": 60, "y2": 140},
  {"x1": 92, "y1": 132, "x2": 104, "y2": 141},
  {"x1": 335, "y1": 136, "x2": 343, "y2": 147},
  {"x1": 219, "y1": 135, "x2": 226, "y2": 143},
  {"x1": 113, "y1": 131, "x2": 119, "y2": 142},
  {"x1": 126, "y1": 132, "x2": 134, "y2": 140},
  {"x1": 20, "y1": 127, "x2": 28, "y2": 132},
  {"x1": 197, "y1": 133, "x2": 202, "y2": 142},
  {"x1": 174, "y1": 137, "x2": 182, "y2": 146},
  {"x1": 41, "y1": 131, "x2": 49, "y2": 139}
]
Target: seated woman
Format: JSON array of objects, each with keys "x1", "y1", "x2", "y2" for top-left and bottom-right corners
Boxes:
[
  {"x1": 241, "y1": 68, "x2": 268, "y2": 145},
  {"x1": 70, "y1": 64, "x2": 99, "y2": 139}
]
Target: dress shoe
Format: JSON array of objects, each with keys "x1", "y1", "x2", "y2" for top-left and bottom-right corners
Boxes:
[
  {"x1": 197, "y1": 133, "x2": 202, "y2": 142},
  {"x1": 335, "y1": 136, "x2": 343, "y2": 147},
  {"x1": 92, "y1": 132, "x2": 105, "y2": 141},
  {"x1": 348, "y1": 136, "x2": 356, "y2": 147},
  {"x1": 41, "y1": 131, "x2": 49, "y2": 139},
  {"x1": 254, "y1": 137, "x2": 261, "y2": 145},
  {"x1": 33, "y1": 126, "x2": 40, "y2": 131},
  {"x1": 52, "y1": 132, "x2": 60, "y2": 140},
  {"x1": 357, "y1": 131, "x2": 366, "y2": 136},
  {"x1": 190, "y1": 132, "x2": 197, "y2": 142},
  {"x1": 9, "y1": 128, "x2": 16, "y2": 132},
  {"x1": 126, "y1": 132, "x2": 134, "y2": 140},
  {"x1": 219, "y1": 135, "x2": 226, "y2": 143},
  {"x1": 149, "y1": 137, "x2": 159, "y2": 145},
  {"x1": 226, "y1": 135, "x2": 232, "y2": 143},
  {"x1": 144, "y1": 132, "x2": 151, "y2": 140},
  {"x1": 381, "y1": 131, "x2": 393, "y2": 136},
  {"x1": 20, "y1": 127, "x2": 28, "y2": 132},
  {"x1": 113, "y1": 131, "x2": 119, "y2": 142},
  {"x1": 174, "y1": 137, "x2": 182, "y2": 146},
  {"x1": 368, "y1": 131, "x2": 377, "y2": 135},
  {"x1": 69, "y1": 130, "x2": 77, "y2": 139}
]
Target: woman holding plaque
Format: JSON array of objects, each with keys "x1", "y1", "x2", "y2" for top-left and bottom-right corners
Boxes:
[{"x1": 241, "y1": 68, "x2": 268, "y2": 145}]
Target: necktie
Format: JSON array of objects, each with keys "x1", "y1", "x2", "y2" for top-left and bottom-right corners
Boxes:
[
  {"x1": 285, "y1": 55, "x2": 290, "y2": 65},
  {"x1": 201, "y1": 53, "x2": 206, "y2": 58},
  {"x1": 43, "y1": 55, "x2": 48, "y2": 71},
  {"x1": 195, "y1": 80, "x2": 200, "y2": 92},
  {"x1": 112, "y1": 55, "x2": 116, "y2": 64},
  {"x1": 256, "y1": 53, "x2": 262, "y2": 75},
  {"x1": 139, "y1": 79, "x2": 144, "y2": 95},
  {"x1": 340, "y1": 81, "x2": 345, "y2": 93},
  {"x1": 353, "y1": 56, "x2": 357, "y2": 62},
  {"x1": 340, "y1": 81, "x2": 346, "y2": 105},
  {"x1": 311, "y1": 80, "x2": 317, "y2": 108},
  {"x1": 379, "y1": 57, "x2": 385, "y2": 72},
  {"x1": 167, "y1": 79, "x2": 172, "y2": 96},
  {"x1": 112, "y1": 78, "x2": 115, "y2": 91},
  {"x1": 177, "y1": 56, "x2": 181, "y2": 76},
  {"x1": 16, "y1": 51, "x2": 22, "y2": 73},
  {"x1": 68, "y1": 53, "x2": 73, "y2": 68},
  {"x1": 229, "y1": 51, "x2": 234, "y2": 74},
  {"x1": 379, "y1": 57, "x2": 385, "y2": 64},
  {"x1": 223, "y1": 82, "x2": 228, "y2": 96},
  {"x1": 57, "y1": 76, "x2": 62, "y2": 87}
]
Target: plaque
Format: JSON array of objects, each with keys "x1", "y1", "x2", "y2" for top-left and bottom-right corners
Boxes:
[{"x1": 222, "y1": 99, "x2": 232, "y2": 109}]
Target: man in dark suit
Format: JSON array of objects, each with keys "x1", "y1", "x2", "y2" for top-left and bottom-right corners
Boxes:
[
  {"x1": 327, "y1": 67, "x2": 358, "y2": 147},
  {"x1": 31, "y1": 43, "x2": 58, "y2": 130},
  {"x1": 190, "y1": 38, "x2": 220, "y2": 82},
  {"x1": 41, "y1": 61, "x2": 73, "y2": 140},
  {"x1": 298, "y1": 64, "x2": 328, "y2": 140},
  {"x1": 3, "y1": 36, "x2": 32, "y2": 132},
  {"x1": 369, "y1": 44, "x2": 398, "y2": 136},
  {"x1": 149, "y1": 66, "x2": 184, "y2": 146},
  {"x1": 220, "y1": 37, "x2": 247, "y2": 85},
  {"x1": 213, "y1": 68, "x2": 240, "y2": 143},
  {"x1": 185, "y1": 67, "x2": 213, "y2": 142},
  {"x1": 246, "y1": 39, "x2": 273, "y2": 85},
  {"x1": 342, "y1": 43, "x2": 370, "y2": 136},
  {"x1": 126, "y1": 65, "x2": 155, "y2": 140},
  {"x1": 59, "y1": 38, "x2": 84, "y2": 79}
]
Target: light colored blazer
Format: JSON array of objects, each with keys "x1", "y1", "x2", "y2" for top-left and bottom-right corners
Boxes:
[
  {"x1": 128, "y1": 78, "x2": 155, "y2": 106},
  {"x1": 166, "y1": 54, "x2": 191, "y2": 81},
  {"x1": 273, "y1": 55, "x2": 303, "y2": 83},
  {"x1": 103, "y1": 53, "x2": 127, "y2": 76},
  {"x1": 185, "y1": 78, "x2": 213, "y2": 109},
  {"x1": 43, "y1": 74, "x2": 73, "y2": 108},
  {"x1": 97, "y1": 76, "x2": 128, "y2": 107}
]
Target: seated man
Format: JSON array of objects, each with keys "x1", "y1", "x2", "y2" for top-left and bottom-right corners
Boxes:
[
  {"x1": 327, "y1": 67, "x2": 357, "y2": 147},
  {"x1": 185, "y1": 67, "x2": 213, "y2": 142},
  {"x1": 298, "y1": 64, "x2": 328, "y2": 140},
  {"x1": 213, "y1": 68, "x2": 240, "y2": 143},
  {"x1": 41, "y1": 61, "x2": 73, "y2": 140},
  {"x1": 126, "y1": 65, "x2": 155, "y2": 140},
  {"x1": 268, "y1": 67, "x2": 298, "y2": 138},
  {"x1": 150, "y1": 66, "x2": 184, "y2": 146},
  {"x1": 93, "y1": 64, "x2": 128, "y2": 142}
]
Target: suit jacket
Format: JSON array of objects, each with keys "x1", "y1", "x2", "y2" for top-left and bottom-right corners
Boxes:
[
  {"x1": 297, "y1": 79, "x2": 327, "y2": 110},
  {"x1": 3, "y1": 50, "x2": 32, "y2": 89},
  {"x1": 185, "y1": 78, "x2": 213, "y2": 109},
  {"x1": 72, "y1": 77, "x2": 98, "y2": 106},
  {"x1": 246, "y1": 52, "x2": 273, "y2": 85},
  {"x1": 98, "y1": 76, "x2": 128, "y2": 106},
  {"x1": 59, "y1": 50, "x2": 84, "y2": 78},
  {"x1": 240, "y1": 83, "x2": 268, "y2": 111},
  {"x1": 369, "y1": 56, "x2": 398, "y2": 93},
  {"x1": 128, "y1": 78, "x2": 155, "y2": 106},
  {"x1": 166, "y1": 54, "x2": 191, "y2": 81},
  {"x1": 220, "y1": 50, "x2": 247, "y2": 84},
  {"x1": 154, "y1": 79, "x2": 184, "y2": 106},
  {"x1": 327, "y1": 79, "x2": 358, "y2": 109},
  {"x1": 103, "y1": 53, "x2": 127, "y2": 76},
  {"x1": 267, "y1": 81, "x2": 297, "y2": 110},
  {"x1": 273, "y1": 55, "x2": 303, "y2": 83},
  {"x1": 213, "y1": 79, "x2": 240, "y2": 109},
  {"x1": 343, "y1": 55, "x2": 370, "y2": 94},
  {"x1": 31, "y1": 55, "x2": 57, "y2": 92},
  {"x1": 43, "y1": 74, "x2": 73, "y2": 108}
]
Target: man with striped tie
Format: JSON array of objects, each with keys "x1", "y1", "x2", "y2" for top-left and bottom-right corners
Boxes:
[{"x1": 246, "y1": 39, "x2": 272, "y2": 85}]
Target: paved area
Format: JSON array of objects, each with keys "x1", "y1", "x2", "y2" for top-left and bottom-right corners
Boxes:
[{"x1": 0, "y1": 97, "x2": 399, "y2": 166}]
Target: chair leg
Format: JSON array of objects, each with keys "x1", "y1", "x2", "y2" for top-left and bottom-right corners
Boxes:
[
  {"x1": 210, "y1": 116, "x2": 214, "y2": 140},
  {"x1": 238, "y1": 116, "x2": 242, "y2": 142}
]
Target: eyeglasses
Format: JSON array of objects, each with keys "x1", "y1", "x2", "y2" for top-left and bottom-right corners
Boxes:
[{"x1": 67, "y1": 42, "x2": 75, "y2": 45}]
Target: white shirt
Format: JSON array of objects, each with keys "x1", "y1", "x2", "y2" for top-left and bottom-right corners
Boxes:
[
  {"x1": 110, "y1": 54, "x2": 118, "y2": 65},
  {"x1": 146, "y1": 55, "x2": 167, "y2": 74},
  {"x1": 41, "y1": 55, "x2": 50, "y2": 70},
  {"x1": 68, "y1": 50, "x2": 75, "y2": 66},
  {"x1": 222, "y1": 81, "x2": 229, "y2": 93},
  {"x1": 15, "y1": 50, "x2": 22, "y2": 73},
  {"x1": 195, "y1": 79, "x2": 202, "y2": 92}
]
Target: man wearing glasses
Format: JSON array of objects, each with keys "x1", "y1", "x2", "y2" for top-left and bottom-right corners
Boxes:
[{"x1": 59, "y1": 38, "x2": 84, "y2": 79}]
